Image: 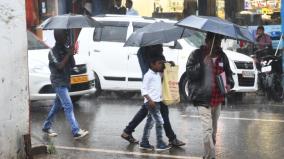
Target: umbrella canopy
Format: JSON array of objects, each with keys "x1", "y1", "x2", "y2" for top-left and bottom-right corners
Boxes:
[
  {"x1": 38, "y1": 14, "x2": 100, "y2": 30},
  {"x1": 124, "y1": 21, "x2": 195, "y2": 47},
  {"x1": 176, "y1": 15, "x2": 255, "y2": 43}
]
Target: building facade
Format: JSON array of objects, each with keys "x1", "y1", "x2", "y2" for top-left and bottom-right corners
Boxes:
[
  {"x1": 25, "y1": 0, "x2": 113, "y2": 32},
  {"x1": 26, "y1": 0, "x2": 281, "y2": 32}
]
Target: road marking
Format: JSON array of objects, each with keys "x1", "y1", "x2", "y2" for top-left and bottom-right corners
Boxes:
[
  {"x1": 190, "y1": 115, "x2": 284, "y2": 123},
  {"x1": 227, "y1": 103, "x2": 284, "y2": 108},
  {"x1": 55, "y1": 145, "x2": 201, "y2": 159}
]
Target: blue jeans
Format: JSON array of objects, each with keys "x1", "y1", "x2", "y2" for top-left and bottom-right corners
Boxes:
[
  {"x1": 43, "y1": 86, "x2": 80, "y2": 135},
  {"x1": 124, "y1": 102, "x2": 176, "y2": 141},
  {"x1": 141, "y1": 102, "x2": 165, "y2": 145}
]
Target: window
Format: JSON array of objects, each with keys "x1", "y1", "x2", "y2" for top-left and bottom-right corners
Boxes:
[
  {"x1": 27, "y1": 31, "x2": 49, "y2": 50},
  {"x1": 101, "y1": 26, "x2": 128, "y2": 42},
  {"x1": 184, "y1": 32, "x2": 206, "y2": 48},
  {"x1": 39, "y1": 0, "x2": 57, "y2": 21},
  {"x1": 94, "y1": 26, "x2": 128, "y2": 42},
  {"x1": 93, "y1": 21, "x2": 129, "y2": 42}
]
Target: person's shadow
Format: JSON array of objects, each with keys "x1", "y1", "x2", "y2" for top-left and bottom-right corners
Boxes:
[
  {"x1": 169, "y1": 146, "x2": 186, "y2": 155},
  {"x1": 125, "y1": 143, "x2": 137, "y2": 152}
]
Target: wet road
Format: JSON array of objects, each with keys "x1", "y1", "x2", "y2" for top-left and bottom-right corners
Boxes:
[{"x1": 31, "y1": 93, "x2": 284, "y2": 159}]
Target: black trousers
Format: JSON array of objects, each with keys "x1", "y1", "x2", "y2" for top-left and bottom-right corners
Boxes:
[{"x1": 124, "y1": 102, "x2": 176, "y2": 141}]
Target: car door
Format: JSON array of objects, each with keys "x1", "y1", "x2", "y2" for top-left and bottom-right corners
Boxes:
[
  {"x1": 126, "y1": 22, "x2": 149, "y2": 90},
  {"x1": 126, "y1": 45, "x2": 141, "y2": 90},
  {"x1": 162, "y1": 41, "x2": 181, "y2": 65},
  {"x1": 89, "y1": 21, "x2": 130, "y2": 90}
]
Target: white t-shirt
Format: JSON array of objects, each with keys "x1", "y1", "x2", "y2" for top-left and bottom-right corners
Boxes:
[
  {"x1": 126, "y1": 8, "x2": 139, "y2": 15},
  {"x1": 212, "y1": 57, "x2": 217, "y2": 63},
  {"x1": 141, "y1": 69, "x2": 162, "y2": 103}
]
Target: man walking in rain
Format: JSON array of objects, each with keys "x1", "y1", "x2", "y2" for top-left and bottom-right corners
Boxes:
[
  {"x1": 42, "y1": 29, "x2": 89, "y2": 139},
  {"x1": 121, "y1": 45, "x2": 185, "y2": 147},
  {"x1": 186, "y1": 32, "x2": 234, "y2": 159}
]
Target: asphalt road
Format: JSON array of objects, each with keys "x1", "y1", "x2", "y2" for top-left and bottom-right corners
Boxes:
[{"x1": 31, "y1": 93, "x2": 284, "y2": 159}]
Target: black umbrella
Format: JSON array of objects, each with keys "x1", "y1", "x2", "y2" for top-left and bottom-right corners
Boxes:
[
  {"x1": 38, "y1": 14, "x2": 100, "y2": 30},
  {"x1": 176, "y1": 15, "x2": 255, "y2": 43},
  {"x1": 124, "y1": 21, "x2": 195, "y2": 47}
]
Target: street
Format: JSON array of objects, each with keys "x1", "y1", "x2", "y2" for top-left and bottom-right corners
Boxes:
[{"x1": 31, "y1": 93, "x2": 284, "y2": 159}]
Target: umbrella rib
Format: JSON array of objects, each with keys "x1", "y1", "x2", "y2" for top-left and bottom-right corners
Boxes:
[
  {"x1": 180, "y1": 28, "x2": 185, "y2": 39},
  {"x1": 233, "y1": 24, "x2": 240, "y2": 41},
  {"x1": 67, "y1": 14, "x2": 71, "y2": 29},
  {"x1": 176, "y1": 15, "x2": 254, "y2": 43}
]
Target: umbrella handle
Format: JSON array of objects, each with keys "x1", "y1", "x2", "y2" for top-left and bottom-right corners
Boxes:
[
  {"x1": 180, "y1": 28, "x2": 185, "y2": 39},
  {"x1": 274, "y1": 34, "x2": 283, "y2": 56},
  {"x1": 209, "y1": 35, "x2": 215, "y2": 56}
]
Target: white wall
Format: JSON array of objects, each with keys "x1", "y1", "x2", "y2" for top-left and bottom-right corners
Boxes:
[
  {"x1": 132, "y1": 0, "x2": 155, "y2": 16},
  {"x1": 0, "y1": 0, "x2": 29, "y2": 158}
]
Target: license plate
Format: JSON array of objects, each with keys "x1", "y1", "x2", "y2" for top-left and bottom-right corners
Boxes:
[
  {"x1": 71, "y1": 75, "x2": 88, "y2": 84},
  {"x1": 261, "y1": 66, "x2": 271, "y2": 73},
  {"x1": 242, "y1": 71, "x2": 254, "y2": 78}
]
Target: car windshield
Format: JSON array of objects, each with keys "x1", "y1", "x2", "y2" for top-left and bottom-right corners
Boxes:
[
  {"x1": 183, "y1": 32, "x2": 206, "y2": 48},
  {"x1": 27, "y1": 31, "x2": 49, "y2": 50}
]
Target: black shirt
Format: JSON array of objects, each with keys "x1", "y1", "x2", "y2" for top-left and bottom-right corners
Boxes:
[
  {"x1": 109, "y1": 6, "x2": 126, "y2": 14},
  {"x1": 48, "y1": 43, "x2": 75, "y2": 88}
]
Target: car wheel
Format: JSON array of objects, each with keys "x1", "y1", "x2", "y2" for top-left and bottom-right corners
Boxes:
[
  {"x1": 180, "y1": 76, "x2": 190, "y2": 102},
  {"x1": 114, "y1": 91, "x2": 137, "y2": 99},
  {"x1": 71, "y1": 96, "x2": 82, "y2": 103},
  {"x1": 94, "y1": 72, "x2": 102, "y2": 97}
]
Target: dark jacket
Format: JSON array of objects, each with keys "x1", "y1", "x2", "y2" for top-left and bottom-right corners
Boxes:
[
  {"x1": 186, "y1": 46, "x2": 234, "y2": 107},
  {"x1": 48, "y1": 43, "x2": 75, "y2": 88},
  {"x1": 137, "y1": 46, "x2": 166, "y2": 75},
  {"x1": 109, "y1": 6, "x2": 126, "y2": 14}
]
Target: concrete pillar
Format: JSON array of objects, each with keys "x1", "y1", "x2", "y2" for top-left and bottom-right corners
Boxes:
[
  {"x1": 198, "y1": 0, "x2": 207, "y2": 16},
  {"x1": 92, "y1": 0, "x2": 102, "y2": 15},
  {"x1": 183, "y1": 0, "x2": 198, "y2": 17},
  {"x1": 58, "y1": 0, "x2": 67, "y2": 15},
  {"x1": 0, "y1": 0, "x2": 30, "y2": 158}
]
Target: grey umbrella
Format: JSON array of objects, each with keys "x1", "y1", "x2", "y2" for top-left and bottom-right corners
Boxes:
[
  {"x1": 124, "y1": 21, "x2": 195, "y2": 47},
  {"x1": 38, "y1": 14, "x2": 100, "y2": 30},
  {"x1": 176, "y1": 15, "x2": 255, "y2": 43}
]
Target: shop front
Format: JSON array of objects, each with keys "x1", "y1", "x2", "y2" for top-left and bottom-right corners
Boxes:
[
  {"x1": 26, "y1": 0, "x2": 59, "y2": 37},
  {"x1": 237, "y1": 0, "x2": 281, "y2": 25},
  {"x1": 242, "y1": 1, "x2": 282, "y2": 50},
  {"x1": 26, "y1": 0, "x2": 100, "y2": 37}
]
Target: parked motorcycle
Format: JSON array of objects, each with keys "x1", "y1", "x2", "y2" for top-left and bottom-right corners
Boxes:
[{"x1": 258, "y1": 54, "x2": 283, "y2": 101}]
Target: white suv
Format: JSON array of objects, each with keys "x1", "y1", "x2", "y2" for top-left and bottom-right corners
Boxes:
[
  {"x1": 77, "y1": 15, "x2": 258, "y2": 100},
  {"x1": 28, "y1": 31, "x2": 96, "y2": 102}
]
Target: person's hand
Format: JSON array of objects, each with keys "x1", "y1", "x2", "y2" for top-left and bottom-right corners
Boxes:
[
  {"x1": 225, "y1": 85, "x2": 231, "y2": 92},
  {"x1": 148, "y1": 100, "x2": 156, "y2": 108},
  {"x1": 203, "y1": 55, "x2": 211, "y2": 64},
  {"x1": 66, "y1": 46, "x2": 75, "y2": 56},
  {"x1": 73, "y1": 41, "x2": 79, "y2": 54},
  {"x1": 168, "y1": 61, "x2": 175, "y2": 66}
]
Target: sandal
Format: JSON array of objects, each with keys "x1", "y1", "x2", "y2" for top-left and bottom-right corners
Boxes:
[{"x1": 121, "y1": 132, "x2": 139, "y2": 144}]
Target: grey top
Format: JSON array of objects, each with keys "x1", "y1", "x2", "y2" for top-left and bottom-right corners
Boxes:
[{"x1": 48, "y1": 43, "x2": 75, "y2": 88}]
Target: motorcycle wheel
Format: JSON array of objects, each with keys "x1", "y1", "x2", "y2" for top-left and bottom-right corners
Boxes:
[{"x1": 271, "y1": 74, "x2": 283, "y2": 102}]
